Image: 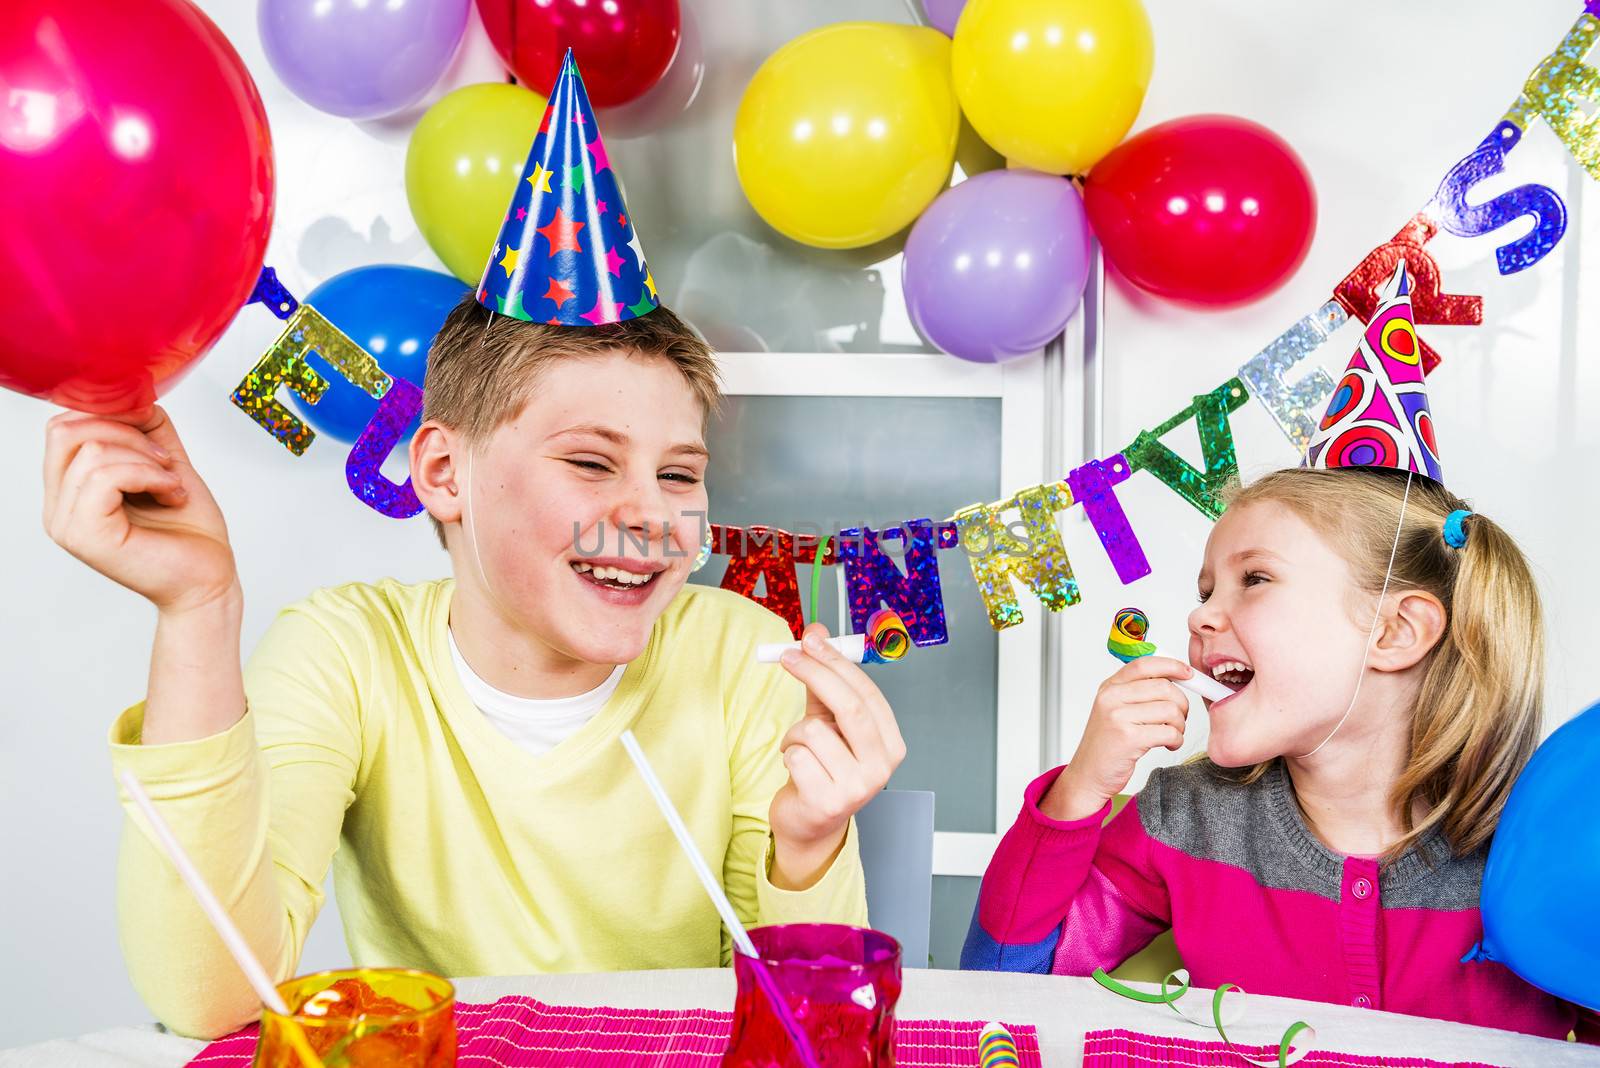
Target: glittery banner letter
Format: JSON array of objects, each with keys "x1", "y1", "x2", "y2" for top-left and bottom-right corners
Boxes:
[
  {"x1": 1124, "y1": 379, "x2": 1250, "y2": 521},
  {"x1": 1433, "y1": 122, "x2": 1567, "y2": 275},
  {"x1": 1333, "y1": 215, "x2": 1483, "y2": 375},
  {"x1": 1504, "y1": 7, "x2": 1600, "y2": 179},
  {"x1": 346, "y1": 377, "x2": 425, "y2": 519},
  {"x1": 952, "y1": 482, "x2": 1078, "y2": 631},
  {"x1": 1236, "y1": 301, "x2": 1348, "y2": 453},
  {"x1": 1064, "y1": 455, "x2": 1151, "y2": 585},
  {"x1": 837, "y1": 520, "x2": 949, "y2": 647},
  {"x1": 718, "y1": 525, "x2": 806, "y2": 638},
  {"x1": 230, "y1": 304, "x2": 392, "y2": 455},
  {"x1": 244, "y1": 266, "x2": 300, "y2": 321}
]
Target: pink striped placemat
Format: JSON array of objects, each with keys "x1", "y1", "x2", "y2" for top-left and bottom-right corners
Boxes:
[
  {"x1": 1082, "y1": 1028, "x2": 1506, "y2": 1068},
  {"x1": 185, "y1": 995, "x2": 1043, "y2": 1067}
]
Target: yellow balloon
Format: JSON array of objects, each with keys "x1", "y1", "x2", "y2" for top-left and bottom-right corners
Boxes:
[
  {"x1": 735, "y1": 23, "x2": 960, "y2": 250},
  {"x1": 952, "y1": 0, "x2": 1153, "y2": 175},
  {"x1": 405, "y1": 83, "x2": 547, "y2": 284}
]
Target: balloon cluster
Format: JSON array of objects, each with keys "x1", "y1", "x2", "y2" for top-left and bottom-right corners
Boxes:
[
  {"x1": 0, "y1": 0, "x2": 697, "y2": 422},
  {"x1": 0, "y1": 0, "x2": 1317, "y2": 408},
  {"x1": 733, "y1": 0, "x2": 1319, "y2": 363},
  {"x1": 289, "y1": 1, "x2": 696, "y2": 440}
]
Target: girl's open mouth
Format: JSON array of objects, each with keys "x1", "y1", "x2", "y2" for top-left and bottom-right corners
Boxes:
[
  {"x1": 1204, "y1": 658, "x2": 1254, "y2": 709},
  {"x1": 1210, "y1": 660, "x2": 1255, "y2": 689}
]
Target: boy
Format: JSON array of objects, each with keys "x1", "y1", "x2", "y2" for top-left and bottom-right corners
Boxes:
[{"x1": 40, "y1": 57, "x2": 902, "y2": 1040}]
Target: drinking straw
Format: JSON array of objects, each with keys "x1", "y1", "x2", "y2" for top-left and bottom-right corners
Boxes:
[
  {"x1": 619, "y1": 731, "x2": 821, "y2": 1068},
  {"x1": 116, "y1": 769, "x2": 326, "y2": 1068}
]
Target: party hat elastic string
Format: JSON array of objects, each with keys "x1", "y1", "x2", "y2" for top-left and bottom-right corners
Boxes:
[{"x1": 1298, "y1": 468, "x2": 1412, "y2": 759}]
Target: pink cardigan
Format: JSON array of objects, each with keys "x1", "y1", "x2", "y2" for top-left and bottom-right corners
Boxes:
[{"x1": 962, "y1": 761, "x2": 1598, "y2": 1044}]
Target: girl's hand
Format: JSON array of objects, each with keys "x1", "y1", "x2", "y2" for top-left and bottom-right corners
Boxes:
[
  {"x1": 768, "y1": 623, "x2": 907, "y2": 889},
  {"x1": 42, "y1": 406, "x2": 238, "y2": 616},
  {"x1": 1043, "y1": 656, "x2": 1194, "y2": 822}
]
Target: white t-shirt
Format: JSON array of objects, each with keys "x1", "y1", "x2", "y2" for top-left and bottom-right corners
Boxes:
[{"x1": 448, "y1": 629, "x2": 624, "y2": 758}]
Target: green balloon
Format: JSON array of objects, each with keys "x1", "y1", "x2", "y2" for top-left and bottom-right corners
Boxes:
[{"x1": 405, "y1": 83, "x2": 546, "y2": 284}]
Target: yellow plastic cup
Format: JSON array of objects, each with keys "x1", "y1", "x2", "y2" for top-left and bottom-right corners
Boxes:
[{"x1": 252, "y1": 968, "x2": 456, "y2": 1068}]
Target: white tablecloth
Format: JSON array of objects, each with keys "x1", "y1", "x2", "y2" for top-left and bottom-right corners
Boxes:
[{"x1": 3, "y1": 968, "x2": 1593, "y2": 1067}]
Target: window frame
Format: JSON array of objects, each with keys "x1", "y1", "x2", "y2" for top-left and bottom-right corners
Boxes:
[{"x1": 717, "y1": 336, "x2": 1078, "y2": 877}]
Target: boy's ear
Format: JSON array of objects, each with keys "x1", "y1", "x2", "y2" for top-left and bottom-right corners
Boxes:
[
  {"x1": 1371, "y1": 590, "x2": 1447, "y2": 672},
  {"x1": 410, "y1": 421, "x2": 464, "y2": 525}
]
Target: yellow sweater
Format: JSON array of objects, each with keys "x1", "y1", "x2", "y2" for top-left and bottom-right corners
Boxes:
[{"x1": 109, "y1": 579, "x2": 867, "y2": 1038}]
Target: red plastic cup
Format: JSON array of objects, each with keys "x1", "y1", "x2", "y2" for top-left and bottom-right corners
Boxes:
[{"x1": 723, "y1": 924, "x2": 903, "y2": 1067}]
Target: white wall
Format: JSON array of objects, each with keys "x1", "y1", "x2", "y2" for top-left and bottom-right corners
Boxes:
[{"x1": 3, "y1": 0, "x2": 1595, "y2": 1048}]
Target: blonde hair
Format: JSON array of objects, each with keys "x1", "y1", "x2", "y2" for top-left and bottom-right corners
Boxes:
[
  {"x1": 420, "y1": 296, "x2": 722, "y2": 546},
  {"x1": 1224, "y1": 466, "x2": 1543, "y2": 862}
]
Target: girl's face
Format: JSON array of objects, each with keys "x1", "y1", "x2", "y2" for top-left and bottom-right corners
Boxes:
[
  {"x1": 1187, "y1": 500, "x2": 1375, "y2": 766},
  {"x1": 467, "y1": 350, "x2": 709, "y2": 666}
]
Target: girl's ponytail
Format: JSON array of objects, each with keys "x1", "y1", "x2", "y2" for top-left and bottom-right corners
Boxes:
[{"x1": 1397, "y1": 510, "x2": 1542, "y2": 857}]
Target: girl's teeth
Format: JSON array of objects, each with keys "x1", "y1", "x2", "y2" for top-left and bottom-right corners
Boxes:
[{"x1": 1211, "y1": 660, "x2": 1250, "y2": 679}]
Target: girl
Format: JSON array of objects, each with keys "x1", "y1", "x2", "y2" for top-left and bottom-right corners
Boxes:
[{"x1": 962, "y1": 465, "x2": 1598, "y2": 1042}]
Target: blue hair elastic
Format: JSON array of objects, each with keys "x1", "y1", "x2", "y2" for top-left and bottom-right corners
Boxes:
[{"x1": 1443, "y1": 509, "x2": 1473, "y2": 549}]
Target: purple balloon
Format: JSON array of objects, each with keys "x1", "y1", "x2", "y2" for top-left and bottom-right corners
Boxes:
[
  {"x1": 260, "y1": 0, "x2": 471, "y2": 120},
  {"x1": 903, "y1": 171, "x2": 1092, "y2": 364},
  {"x1": 922, "y1": 0, "x2": 968, "y2": 36}
]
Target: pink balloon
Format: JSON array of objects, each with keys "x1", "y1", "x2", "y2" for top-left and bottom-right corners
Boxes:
[{"x1": 0, "y1": 0, "x2": 275, "y2": 412}]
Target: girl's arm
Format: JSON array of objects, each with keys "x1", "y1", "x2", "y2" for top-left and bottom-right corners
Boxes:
[
  {"x1": 1576, "y1": 1007, "x2": 1600, "y2": 1045},
  {"x1": 961, "y1": 766, "x2": 1170, "y2": 973},
  {"x1": 966, "y1": 655, "x2": 1190, "y2": 973}
]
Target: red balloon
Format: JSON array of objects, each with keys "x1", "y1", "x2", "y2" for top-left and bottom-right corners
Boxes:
[
  {"x1": 0, "y1": 0, "x2": 274, "y2": 413},
  {"x1": 475, "y1": 0, "x2": 680, "y2": 109},
  {"x1": 1084, "y1": 115, "x2": 1316, "y2": 308}
]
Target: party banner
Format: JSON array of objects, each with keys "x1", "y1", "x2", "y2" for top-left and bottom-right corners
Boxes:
[{"x1": 232, "y1": 4, "x2": 1599, "y2": 642}]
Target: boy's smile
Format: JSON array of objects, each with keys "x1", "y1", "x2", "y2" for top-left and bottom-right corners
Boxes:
[{"x1": 571, "y1": 555, "x2": 668, "y2": 604}]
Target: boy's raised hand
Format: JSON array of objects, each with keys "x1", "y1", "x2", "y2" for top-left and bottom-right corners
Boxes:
[
  {"x1": 42, "y1": 406, "x2": 238, "y2": 614},
  {"x1": 769, "y1": 622, "x2": 907, "y2": 890},
  {"x1": 1043, "y1": 655, "x2": 1193, "y2": 822}
]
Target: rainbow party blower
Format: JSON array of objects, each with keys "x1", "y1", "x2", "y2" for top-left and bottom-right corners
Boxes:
[
  {"x1": 757, "y1": 609, "x2": 911, "y2": 665},
  {"x1": 979, "y1": 1022, "x2": 1019, "y2": 1067},
  {"x1": 1106, "y1": 607, "x2": 1235, "y2": 703}
]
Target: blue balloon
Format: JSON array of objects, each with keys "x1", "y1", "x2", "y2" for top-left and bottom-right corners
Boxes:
[
  {"x1": 289, "y1": 265, "x2": 468, "y2": 445},
  {"x1": 1473, "y1": 702, "x2": 1600, "y2": 1011}
]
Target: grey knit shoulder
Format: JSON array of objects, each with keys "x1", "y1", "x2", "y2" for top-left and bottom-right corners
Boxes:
[{"x1": 1137, "y1": 760, "x2": 1483, "y2": 910}]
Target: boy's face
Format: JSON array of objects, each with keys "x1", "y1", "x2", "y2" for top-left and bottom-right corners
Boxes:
[
  {"x1": 464, "y1": 349, "x2": 709, "y2": 665},
  {"x1": 1186, "y1": 500, "x2": 1374, "y2": 766}
]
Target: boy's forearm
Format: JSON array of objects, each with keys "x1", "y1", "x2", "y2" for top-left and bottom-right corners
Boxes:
[
  {"x1": 141, "y1": 582, "x2": 247, "y2": 745},
  {"x1": 769, "y1": 824, "x2": 848, "y2": 891}
]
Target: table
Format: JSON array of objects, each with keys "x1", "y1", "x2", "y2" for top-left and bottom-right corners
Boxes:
[{"x1": 3, "y1": 969, "x2": 1594, "y2": 1067}]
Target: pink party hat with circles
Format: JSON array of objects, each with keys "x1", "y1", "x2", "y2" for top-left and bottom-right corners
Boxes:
[{"x1": 1305, "y1": 262, "x2": 1443, "y2": 483}]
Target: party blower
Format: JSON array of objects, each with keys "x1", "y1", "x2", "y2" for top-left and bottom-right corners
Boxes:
[
  {"x1": 756, "y1": 609, "x2": 911, "y2": 665},
  {"x1": 1107, "y1": 607, "x2": 1235, "y2": 703}
]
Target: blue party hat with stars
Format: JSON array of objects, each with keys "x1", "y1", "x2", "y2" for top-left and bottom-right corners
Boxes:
[{"x1": 477, "y1": 51, "x2": 659, "y2": 325}]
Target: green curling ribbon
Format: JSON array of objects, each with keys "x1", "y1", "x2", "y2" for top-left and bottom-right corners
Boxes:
[
  {"x1": 808, "y1": 535, "x2": 830, "y2": 628},
  {"x1": 1091, "y1": 968, "x2": 1313, "y2": 1068}
]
